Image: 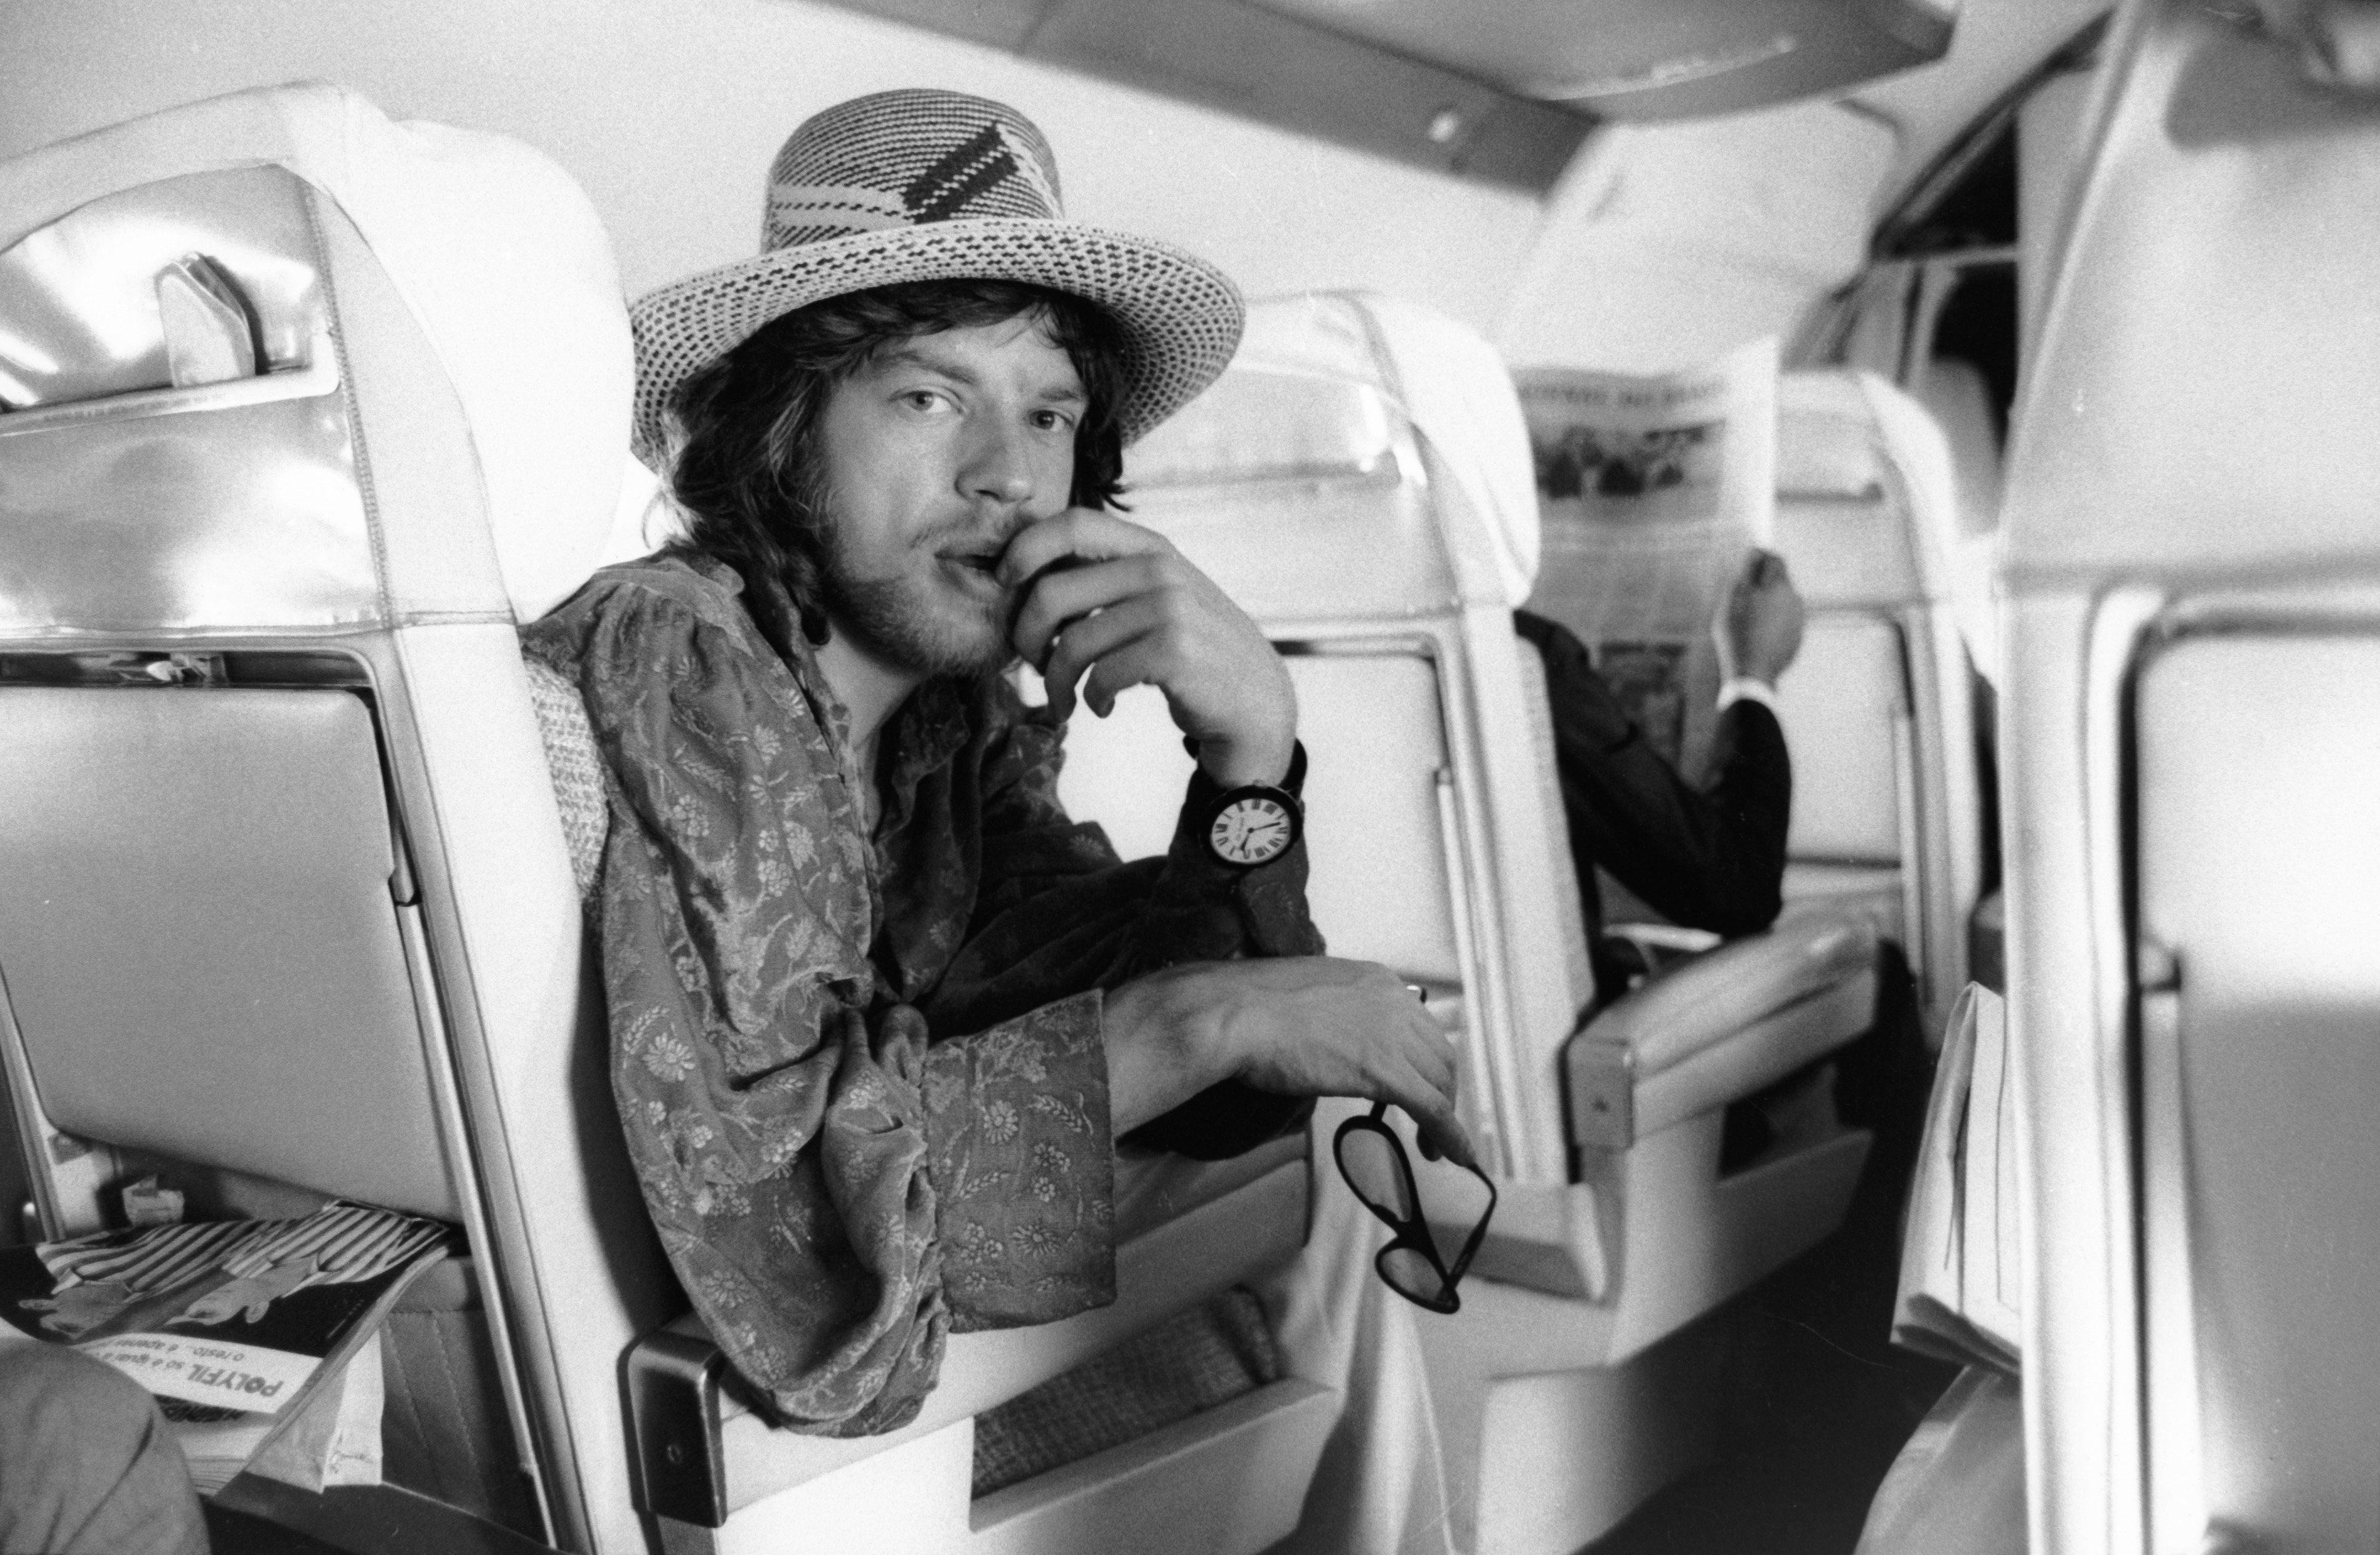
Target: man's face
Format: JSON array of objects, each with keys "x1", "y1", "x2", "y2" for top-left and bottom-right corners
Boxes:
[{"x1": 811, "y1": 311, "x2": 1086, "y2": 676}]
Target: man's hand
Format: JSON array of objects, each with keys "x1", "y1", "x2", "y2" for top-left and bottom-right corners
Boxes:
[
  {"x1": 1103, "y1": 957, "x2": 1479, "y2": 1170},
  {"x1": 1002, "y1": 510, "x2": 1297, "y2": 788},
  {"x1": 1715, "y1": 548, "x2": 1805, "y2": 687}
]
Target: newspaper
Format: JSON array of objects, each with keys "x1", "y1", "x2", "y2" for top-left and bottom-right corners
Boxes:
[
  {"x1": 1891, "y1": 983, "x2": 2020, "y2": 1375},
  {"x1": 0, "y1": 1200, "x2": 456, "y2": 1493},
  {"x1": 1518, "y1": 339, "x2": 1779, "y2": 773}
]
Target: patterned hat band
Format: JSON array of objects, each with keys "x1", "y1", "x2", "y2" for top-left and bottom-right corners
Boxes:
[
  {"x1": 629, "y1": 89, "x2": 1244, "y2": 464},
  {"x1": 763, "y1": 103, "x2": 1064, "y2": 245}
]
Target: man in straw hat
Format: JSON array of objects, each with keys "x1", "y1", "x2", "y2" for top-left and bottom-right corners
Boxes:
[{"x1": 524, "y1": 86, "x2": 1477, "y2": 1455}]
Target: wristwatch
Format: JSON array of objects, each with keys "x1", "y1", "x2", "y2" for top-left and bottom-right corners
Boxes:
[{"x1": 1193, "y1": 742, "x2": 1308, "y2": 869}]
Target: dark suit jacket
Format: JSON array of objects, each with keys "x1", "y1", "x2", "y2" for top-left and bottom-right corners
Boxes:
[{"x1": 1513, "y1": 610, "x2": 1792, "y2": 998}]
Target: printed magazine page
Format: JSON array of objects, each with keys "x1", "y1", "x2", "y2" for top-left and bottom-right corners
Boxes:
[
  {"x1": 1518, "y1": 338, "x2": 1779, "y2": 774},
  {"x1": 0, "y1": 1200, "x2": 455, "y2": 1491}
]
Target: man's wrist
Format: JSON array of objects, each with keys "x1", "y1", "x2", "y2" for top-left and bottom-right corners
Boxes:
[
  {"x1": 1184, "y1": 737, "x2": 1308, "y2": 798},
  {"x1": 1192, "y1": 729, "x2": 1298, "y2": 789},
  {"x1": 1112, "y1": 965, "x2": 1236, "y2": 1085},
  {"x1": 1716, "y1": 677, "x2": 1780, "y2": 715}
]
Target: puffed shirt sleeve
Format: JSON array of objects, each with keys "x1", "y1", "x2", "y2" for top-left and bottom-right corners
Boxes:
[{"x1": 530, "y1": 578, "x2": 1112, "y2": 1437}]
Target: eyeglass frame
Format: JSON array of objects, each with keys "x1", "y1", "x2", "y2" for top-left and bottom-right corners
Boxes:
[{"x1": 1331, "y1": 1099, "x2": 1498, "y2": 1315}]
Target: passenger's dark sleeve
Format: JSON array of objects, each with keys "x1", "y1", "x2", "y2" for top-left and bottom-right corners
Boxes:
[
  {"x1": 1515, "y1": 609, "x2": 1790, "y2": 937},
  {"x1": 922, "y1": 683, "x2": 1322, "y2": 1159}
]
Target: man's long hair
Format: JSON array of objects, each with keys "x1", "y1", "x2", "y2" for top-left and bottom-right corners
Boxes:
[{"x1": 661, "y1": 279, "x2": 1130, "y2": 646}]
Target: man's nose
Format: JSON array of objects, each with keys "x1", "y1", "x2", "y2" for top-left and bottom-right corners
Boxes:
[{"x1": 958, "y1": 420, "x2": 1040, "y2": 510}]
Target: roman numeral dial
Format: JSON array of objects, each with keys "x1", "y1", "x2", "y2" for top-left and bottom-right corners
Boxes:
[{"x1": 1205, "y1": 791, "x2": 1300, "y2": 867}]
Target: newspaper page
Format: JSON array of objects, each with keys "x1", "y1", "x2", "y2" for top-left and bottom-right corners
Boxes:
[
  {"x1": 1890, "y1": 984, "x2": 2019, "y2": 1374},
  {"x1": 1518, "y1": 338, "x2": 1779, "y2": 776}
]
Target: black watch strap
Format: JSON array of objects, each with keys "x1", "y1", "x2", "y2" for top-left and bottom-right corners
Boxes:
[{"x1": 1183, "y1": 737, "x2": 1308, "y2": 799}]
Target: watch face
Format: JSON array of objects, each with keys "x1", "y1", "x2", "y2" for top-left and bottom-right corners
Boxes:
[{"x1": 1209, "y1": 794, "x2": 1297, "y2": 867}]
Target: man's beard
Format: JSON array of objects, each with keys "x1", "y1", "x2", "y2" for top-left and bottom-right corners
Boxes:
[{"x1": 814, "y1": 505, "x2": 1017, "y2": 678}]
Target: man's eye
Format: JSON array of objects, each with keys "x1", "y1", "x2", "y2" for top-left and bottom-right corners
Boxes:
[
  {"x1": 1031, "y1": 408, "x2": 1079, "y2": 432},
  {"x1": 900, "y1": 390, "x2": 952, "y2": 413}
]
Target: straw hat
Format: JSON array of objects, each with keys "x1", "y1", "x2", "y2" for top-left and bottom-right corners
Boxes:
[{"x1": 629, "y1": 89, "x2": 1245, "y2": 465}]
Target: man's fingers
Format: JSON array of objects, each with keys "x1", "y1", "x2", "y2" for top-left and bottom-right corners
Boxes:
[
  {"x1": 1010, "y1": 555, "x2": 1167, "y2": 667},
  {"x1": 1042, "y1": 598, "x2": 1168, "y2": 719},
  {"x1": 1409, "y1": 1103, "x2": 1481, "y2": 1176},
  {"x1": 998, "y1": 508, "x2": 1170, "y2": 589},
  {"x1": 1080, "y1": 638, "x2": 1178, "y2": 719}
]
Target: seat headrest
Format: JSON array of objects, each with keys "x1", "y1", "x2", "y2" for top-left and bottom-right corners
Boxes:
[
  {"x1": 0, "y1": 82, "x2": 628, "y2": 622},
  {"x1": 1130, "y1": 291, "x2": 1538, "y2": 612},
  {"x1": 1773, "y1": 369, "x2": 1958, "y2": 609},
  {"x1": 2004, "y1": 1, "x2": 2380, "y2": 582}
]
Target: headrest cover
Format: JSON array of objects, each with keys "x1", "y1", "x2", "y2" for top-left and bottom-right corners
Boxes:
[
  {"x1": 1132, "y1": 291, "x2": 1540, "y2": 607},
  {"x1": 0, "y1": 83, "x2": 630, "y2": 621},
  {"x1": 1774, "y1": 369, "x2": 1958, "y2": 607},
  {"x1": 2004, "y1": 2, "x2": 2380, "y2": 579}
]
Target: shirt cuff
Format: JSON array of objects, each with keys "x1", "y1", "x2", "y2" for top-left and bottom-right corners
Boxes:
[
  {"x1": 1716, "y1": 677, "x2": 1780, "y2": 716},
  {"x1": 922, "y1": 991, "x2": 1117, "y2": 1332}
]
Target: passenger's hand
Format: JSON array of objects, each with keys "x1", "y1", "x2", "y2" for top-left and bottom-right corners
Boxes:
[
  {"x1": 1715, "y1": 548, "x2": 1804, "y2": 686},
  {"x1": 1104, "y1": 957, "x2": 1478, "y2": 1170},
  {"x1": 1002, "y1": 510, "x2": 1297, "y2": 788}
]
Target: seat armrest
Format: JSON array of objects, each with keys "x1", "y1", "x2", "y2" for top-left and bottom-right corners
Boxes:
[
  {"x1": 1566, "y1": 912, "x2": 1879, "y2": 1149},
  {"x1": 625, "y1": 1135, "x2": 1310, "y2": 1527}
]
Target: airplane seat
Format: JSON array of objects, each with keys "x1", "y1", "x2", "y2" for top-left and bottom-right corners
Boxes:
[
  {"x1": 0, "y1": 84, "x2": 1325, "y2": 1555},
  {"x1": 1113, "y1": 292, "x2": 1878, "y2": 1555},
  {"x1": 525, "y1": 641, "x2": 1332, "y2": 1555},
  {"x1": 1993, "y1": 4, "x2": 2380, "y2": 1551},
  {"x1": 0, "y1": 82, "x2": 646, "y2": 1548},
  {"x1": 1768, "y1": 368, "x2": 1984, "y2": 1035}
]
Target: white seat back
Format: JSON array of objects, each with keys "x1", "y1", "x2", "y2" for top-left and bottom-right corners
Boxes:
[
  {"x1": 1770, "y1": 369, "x2": 1982, "y2": 1032},
  {"x1": 1998, "y1": 5, "x2": 2380, "y2": 1549},
  {"x1": 1080, "y1": 291, "x2": 1583, "y2": 1186},
  {"x1": 0, "y1": 85, "x2": 651, "y2": 1554}
]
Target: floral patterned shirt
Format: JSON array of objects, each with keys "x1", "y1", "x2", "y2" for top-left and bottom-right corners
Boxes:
[{"x1": 521, "y1": 554, "x2": 1321, "y2": 1436}]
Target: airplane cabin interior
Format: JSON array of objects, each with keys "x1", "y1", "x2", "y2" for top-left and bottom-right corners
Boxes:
[{"x1": 0, "y1": 0, "x2": 2373, "y2": 1551}]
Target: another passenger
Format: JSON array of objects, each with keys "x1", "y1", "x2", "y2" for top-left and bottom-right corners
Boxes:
[
  {"x1": 1516, "y1": 546, "x2": 1804, "y2": 1000},
  {"x1": 522, "y1": 89, "x2": 1473, "y2": 1436}
]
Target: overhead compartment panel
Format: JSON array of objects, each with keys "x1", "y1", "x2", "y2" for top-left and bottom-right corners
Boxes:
[
  {"x1": 1254, "y1": 0, "x2": 1959, "y2": 121},
  {"x1": 811, "y1": 0, "x2": 1955, "y2": 191},
  {"x1": 812, "y1": 0, "x2": 1596, "y2": 192}
]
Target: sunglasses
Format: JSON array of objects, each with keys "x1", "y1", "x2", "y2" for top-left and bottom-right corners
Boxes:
[{"x1": 1332, "y1": 1099, "x2": 1498, "y2": 1314}]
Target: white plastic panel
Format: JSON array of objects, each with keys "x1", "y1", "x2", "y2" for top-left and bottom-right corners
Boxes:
[
  {"x1": 1293, "y1": 653, "x2": 1460, "y2": 982},
  {"x1": 0, "y1": 687, "x2": 456, "y2": 1219},
  {"x1": 1774, "y1": 370, "x2": 1955, "y2": 611},
  {"x1": 1773, "y1": 617, "x2": 1907, "y2": 864},
  {"x1": 1055, "y1": 654, "x2": 1459, "y2": 985},
  {"x1": 1772, "y1": 495, "x2": 1924, "y2": 612},
  {"x1": 2136, "y1": 633, "x2": 2380, "y2": 1551}
]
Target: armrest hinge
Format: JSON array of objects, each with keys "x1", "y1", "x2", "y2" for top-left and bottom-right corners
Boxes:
[{"x1": 628, "y1": 1330, "x2": 730, "y2": 1528}]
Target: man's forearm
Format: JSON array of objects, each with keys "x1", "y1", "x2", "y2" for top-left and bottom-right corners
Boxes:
[{"x1": 1101, "y1": 966, "x2": 1237, "y2": 1137}]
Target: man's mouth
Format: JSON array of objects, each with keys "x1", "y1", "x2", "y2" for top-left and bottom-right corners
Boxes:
[{"x1": 938, "y1": 548, "x2": 1008, "y2": 594}]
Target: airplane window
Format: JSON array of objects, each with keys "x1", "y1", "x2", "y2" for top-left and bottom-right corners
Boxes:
[
  {"x1": 1880, "y1": 121, "x2": 2017, "y2": 260},
  {"x1": 1928, "y1": 263, "x2": 2018, "y2": 451}
]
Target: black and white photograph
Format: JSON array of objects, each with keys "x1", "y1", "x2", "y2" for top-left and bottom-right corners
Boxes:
[{"x1": 0, "y1": 1, "x2": 2363, "y2": 1553}]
